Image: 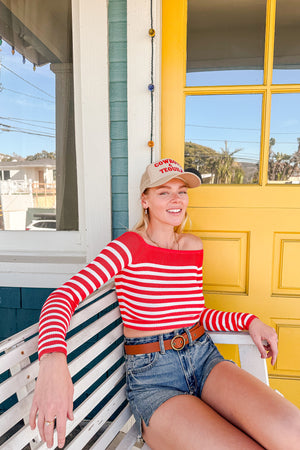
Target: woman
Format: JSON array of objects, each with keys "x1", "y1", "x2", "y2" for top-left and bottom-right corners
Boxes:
[{"x1": 30, "y1": 159, "x2": 300, "y2": 449}]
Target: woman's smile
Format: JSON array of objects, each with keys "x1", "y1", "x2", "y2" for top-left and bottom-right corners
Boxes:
[{"x1": 141, "y1": 178, "x2": 189, "y2": 228}]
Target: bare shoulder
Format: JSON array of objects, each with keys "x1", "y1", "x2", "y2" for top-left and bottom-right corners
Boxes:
[{"x1": 178, "y1": 233, "x2": 203, "y2": 251}]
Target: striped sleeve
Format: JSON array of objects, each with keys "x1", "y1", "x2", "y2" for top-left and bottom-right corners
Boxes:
[
  {"x1": 199, "y1": 307, "x2": 257, "y2": 332},
  {"x1": 38, "y1": 238, "x2": 132, "y2": 359}
]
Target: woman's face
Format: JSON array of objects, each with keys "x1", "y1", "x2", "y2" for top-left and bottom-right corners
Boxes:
[{"x1": 141, "y1": 178, "x2": 189, "y2": 228}]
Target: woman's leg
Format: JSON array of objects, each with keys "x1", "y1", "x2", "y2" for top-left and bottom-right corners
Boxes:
[
  {"x1": 142, "y1": 394, "x2": 263, "y2": 450},
  {"x1": 201, "y1": 361, "x2": 300, "y2": 450}
]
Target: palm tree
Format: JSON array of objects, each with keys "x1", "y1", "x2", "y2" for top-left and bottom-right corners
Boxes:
[
  {"x1": 212, "y1": 141, "x2": 243, "y2": 184},
  {"x1": 268, "y1": 137, "x2": 300, "y2": 181}
]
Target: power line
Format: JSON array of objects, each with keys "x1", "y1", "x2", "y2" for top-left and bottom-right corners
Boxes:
[
  {"x1": 2, "y1": 87, "x2": 55, "y2": 104},
  {"x1": 1, "y1": 63, "x2": 55, "y2": 98},
  {"x1": 0, "y1": 115, "x2": 54, "y2": 125},
  {"x1": 187, "y1": 138, "x2": 260, "y2": 144},
  {"x1": 187, "y1": 138, "x2": 297, "y2": 145},
  {"x1": 186, "y1": 123, "x2": 300, "y2": 135},
  {"x1": 186, "y1": 123, "x2": 259, "y2": 132},
  {"x1": 0, "y1": 124, "x2": 55, "y2": 138},
  {"x1": 0, "y1": 116, "x2": 55, "y2": 131}
]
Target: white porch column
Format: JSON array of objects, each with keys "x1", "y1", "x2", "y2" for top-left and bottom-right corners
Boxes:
[{"x1": 50, "y1": 62, "x2": 78, "y2": 231}]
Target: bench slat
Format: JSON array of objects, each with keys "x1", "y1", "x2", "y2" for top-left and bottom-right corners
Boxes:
[
  {"x1": 115, "y1": 422, "x2": 141, "y2": 450},
  {"x1": 67, "y1": 308, "x2": 121, "y2": 356},
  {"x1": 0, "y1": 284, "x2": 114, "y2": 356},
  {"x1": 90, "y1": 405, "x2": 133, "y2": 450},
  {"x1": 0, "y1": 323, "x2": 39, "y2": 354},
  {"x1": 0, "y1": 341, "x2": 124, "y2": 438},
  {"x1": 65, "y1": 387, "x2": 127, "y2": 449},
  {"x1": 1, "y1": 365, "x2": 125, "y2": 450},
  {"x1": 0, "y1": 360, "x2": 38, "y2": 404},
  {"x1": 0, "y1": 320, "x2": 123, "y2": 406},
  {"x1": 0, "y1": 298, "x2": 119, "y2": 375},
  {"x1": 72, "y1": 344, "x2": 124, "y2": 399},
  {"x1": 68, "y1": 289, "x2": 117, "y2": 332},
  {"x1": 0, "y1": 343, "x2": 124, "y2": 438},
  {"x1": 0, "y1": 392, "x2": 33, "y2": 437},
  {"x1": 0, "y1": 337, "x2": 38, "y2": 374},
  {"x1": 68, "y1": 323, "x2": 123, "y2": 377}
]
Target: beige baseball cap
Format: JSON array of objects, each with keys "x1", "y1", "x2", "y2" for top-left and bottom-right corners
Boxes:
[{"x1": 140, "y1": 158, "x2": 201, "y2": 194}]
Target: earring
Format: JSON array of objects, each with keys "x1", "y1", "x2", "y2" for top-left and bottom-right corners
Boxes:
[{"x1": 144, "y1": 208, "x2": 148, "y2": 215}]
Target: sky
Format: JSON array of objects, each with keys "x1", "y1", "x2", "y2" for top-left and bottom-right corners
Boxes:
[
  {"x1": 185, "y1": 71, "x2": 300, "y2": 164},
  {"x1": 1, "y1": 37, "x2": 299, "y2": 164},
  {"x1": 0, "y1": 39, "x2": 55, "y2": 158}
]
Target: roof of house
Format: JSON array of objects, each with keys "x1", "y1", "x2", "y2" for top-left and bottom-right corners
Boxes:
[{"x1": 0, "y1": 159, "x2": 56, "y2": 169}]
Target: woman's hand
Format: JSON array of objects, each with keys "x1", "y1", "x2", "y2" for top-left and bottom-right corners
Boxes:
[
  {"x1": 29, "y1": 352, "x2": 74, "y2": 448},
  {"x1": 248, "y1": 318, "x2": 278, "y2": 366}
]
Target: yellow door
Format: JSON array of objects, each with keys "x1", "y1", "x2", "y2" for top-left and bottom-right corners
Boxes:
[{"x1": 162, "y1": 0, "x2": 300, "y2": 407}]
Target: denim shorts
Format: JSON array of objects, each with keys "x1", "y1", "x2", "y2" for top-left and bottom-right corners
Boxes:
[{"x1": 124, "y1": 326, "x2": 228, "y2": 437}]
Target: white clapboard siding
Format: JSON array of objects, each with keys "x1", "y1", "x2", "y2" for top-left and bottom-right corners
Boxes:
[{"x1": 0, "y1": 281, "x2": 269, "y2": 450}]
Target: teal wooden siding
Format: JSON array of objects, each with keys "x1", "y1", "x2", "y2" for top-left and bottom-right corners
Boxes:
[
  {"x1": 109, "y1": 0, "x2": 129, "y2": 239},
  {"x1": 0, "y1": 287, "x2": 54, "y2": 340}
]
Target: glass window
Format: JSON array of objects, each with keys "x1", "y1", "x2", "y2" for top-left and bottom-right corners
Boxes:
[
  {"x1": 185, "y1": 94, "x2": 262, "y2": 184},
  {"x1": 268, "y1": 93, "x2": 300, "y2": 184},
  {"x1": 0, "y1": 0, "x2": 78, "y2": 231},
  {"x1": 273, "y1": 0, "x2": 300, "y2": 84},
  {"x1": 186, "y1": 0, "x2": 266, "y2": 87}
]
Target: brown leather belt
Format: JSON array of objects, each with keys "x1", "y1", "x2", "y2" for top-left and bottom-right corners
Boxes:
[{"x1": 124, "y1": 322, "x2": 205, "y2": 355}]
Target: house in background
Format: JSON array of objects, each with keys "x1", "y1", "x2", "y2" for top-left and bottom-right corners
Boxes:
[
  {"x1": 0, "y1": 159, "x2": 56, "y2": 229},
  {"x1": 0, "y1": 0, "x2": 299, "y2": 409}
]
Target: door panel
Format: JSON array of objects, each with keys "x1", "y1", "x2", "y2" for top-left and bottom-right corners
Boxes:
[{"x1": 162, "y1": 0, "x2": 300, "y2": 407}]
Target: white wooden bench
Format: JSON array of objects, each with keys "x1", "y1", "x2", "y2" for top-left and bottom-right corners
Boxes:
[{"x1": 0, "y1": 282, "x2": 269, "y2": 450}]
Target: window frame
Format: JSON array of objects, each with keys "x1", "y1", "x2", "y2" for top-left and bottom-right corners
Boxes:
[
  {"x1": 161, "y1": 0, "x2": 300, "y2": 193},
  {"x1": 0, "y1": 0, "x2": 111, "y2": 288}
]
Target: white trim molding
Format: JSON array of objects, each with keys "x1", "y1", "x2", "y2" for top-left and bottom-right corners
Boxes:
[
  {"x1": 127, "y1": 0, "x2": 162, "y2": 229},
  {"x1": 0, "y1": 0, "x2": 111, "y2": 287}
]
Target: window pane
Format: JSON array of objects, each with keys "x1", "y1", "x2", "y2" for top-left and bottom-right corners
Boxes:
[
  {"x1": 0, "y1": 0, "x2": 78, "y2": 231},
  {"x1": 185, "y1": 95, "x2": 262, "y2": 184},
  {"x1": 273, "y1": 0, "x2": 300, "y2": 84},
  {"x1": 268, "y1": 94, "x2": 300, "y2": 184},
  {"x1": 186, "y1": 0, "x2": 266, "y2": 86}
]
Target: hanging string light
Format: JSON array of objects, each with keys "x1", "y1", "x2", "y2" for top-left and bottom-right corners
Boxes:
[
  {"x1": 10, "y1": 44, "x2": 36, "y2": 71},
  {"x1": 147, "y1": 0, "x2": 155, "y2": 163}
]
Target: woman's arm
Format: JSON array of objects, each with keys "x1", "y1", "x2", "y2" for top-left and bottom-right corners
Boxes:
[
  {"x1": 38, "y1": 237, "x2": 132, "y2": 359},
  {"x1": 29, "y1": 353, "x2": 74, "y2": 448},
  {"x1": 30, "y1": 233, "x2": 134, "y2": 447}
]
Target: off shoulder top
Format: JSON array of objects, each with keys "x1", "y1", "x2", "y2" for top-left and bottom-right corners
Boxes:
[{"x1": 38, "y1": 231, "x2": 256, "y2": 358}]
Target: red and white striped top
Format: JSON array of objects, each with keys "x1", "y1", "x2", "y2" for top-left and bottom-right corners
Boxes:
[{"x1": 38, "y1": 232, "x2": 257, "y2": 359}]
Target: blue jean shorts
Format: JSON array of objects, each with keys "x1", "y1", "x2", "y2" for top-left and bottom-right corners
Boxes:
[{"x1": 124, "y1": 326, "x2": 228, "y2": 437}]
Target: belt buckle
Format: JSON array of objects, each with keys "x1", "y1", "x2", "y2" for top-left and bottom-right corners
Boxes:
[{"x1": 171, "y1": 334, "x2": 186, "y2": 351}]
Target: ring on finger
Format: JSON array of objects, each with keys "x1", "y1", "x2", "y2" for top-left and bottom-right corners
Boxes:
[{"x1": 45, "y1": 419, "x2": 55, "y2": 426}]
